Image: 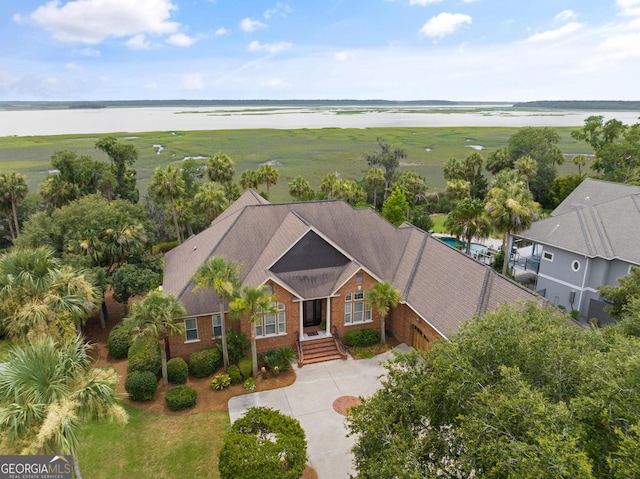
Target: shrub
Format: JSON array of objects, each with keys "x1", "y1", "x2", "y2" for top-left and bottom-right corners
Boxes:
[
  {"x1": 345, "y1": 328, "x2": 380, "y2": 347},
  {"x1": 219, "y1": 407, "x2": 307, "y2": 479},
  {"x1": 127, "y1": 335, "x2": 161, "y2": 376},
  {"x1": 276, "y1": 346, "x2": 297, "y2": 368},
  {"x1": 211, "y1": 374, "x2": 232, "y2": 390},
  {"x1": 124, "y1": 370, "x2": 158, "y2": 401},
  {"x1": 570, "y1": 309, "x2": 580, "y2": 320},
  {"x1": 238, "y1": 357, "x2": 253, "y2": 379},
  {"x1": 107, "y1": 322, "x2": 132, "y2": 359},
  {"x1": 189, "y1": 347, "x2": 221, "y2": 378},
  {"x1": 165, "y1": 385, "x2": 197, "y2": 411},
  {"x1": 244, "y1": 377, "x2": 256, "y2": 390},
  {"x1": 227, "y1": 365, "x2": 243, "y2": 385},
  {"x1": 226, "y1": 329, "x2": 250, "y2": 364},
  {"x1": 167, "y1": 357, "x2": 188, "y2": 384}
]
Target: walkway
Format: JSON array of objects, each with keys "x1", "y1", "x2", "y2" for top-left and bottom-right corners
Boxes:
[{"x1": 228, "y1": 344, "x2": 412, "y2": 478}]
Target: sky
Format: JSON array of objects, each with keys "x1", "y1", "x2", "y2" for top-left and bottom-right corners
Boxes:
[{"x1": 1, "y1": 0, "x2": 639, "y2": 102}]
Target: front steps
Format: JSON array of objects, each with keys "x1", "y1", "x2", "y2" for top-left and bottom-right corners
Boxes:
[{"x1": 298, "y1": 337, "x2": 347, "y2": 366}]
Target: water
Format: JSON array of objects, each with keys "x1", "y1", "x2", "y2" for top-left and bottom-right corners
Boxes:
[{"x1": 1, "y1": 105, "x2": 639, "y2": 137}]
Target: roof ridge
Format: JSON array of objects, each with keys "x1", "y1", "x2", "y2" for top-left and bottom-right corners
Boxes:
[
  {"x1": 589, "y1": 206, "x2": 614, "y2": 258},
  {"x1": 402, "y1": 233, "x2": 428, "y2": 299},
  {"x1": 575, "y1": 209, "x2": 596, "y2": 256}
]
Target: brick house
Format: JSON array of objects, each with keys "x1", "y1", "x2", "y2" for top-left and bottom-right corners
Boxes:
[{"x1": 163, "y1": 190, "x2": 539, "y2": 363}]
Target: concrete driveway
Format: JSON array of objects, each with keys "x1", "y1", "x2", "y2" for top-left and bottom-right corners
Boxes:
[{"x1": 228, "y1": 344, "x2": 412, "y2": 478}]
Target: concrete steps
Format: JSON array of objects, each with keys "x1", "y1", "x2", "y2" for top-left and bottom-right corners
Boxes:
[{"x1": 299, "y1": 337, "x2": 346, "y2": 366}]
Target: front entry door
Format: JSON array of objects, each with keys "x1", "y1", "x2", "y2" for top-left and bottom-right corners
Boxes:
[{"x1": 303, "y1": 299, "x2": 323, "y2": 327}]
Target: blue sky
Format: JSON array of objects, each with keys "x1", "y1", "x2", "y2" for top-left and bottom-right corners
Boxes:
[{"x1": 1, "y1": 0, "x2": 639, "y2": 101}]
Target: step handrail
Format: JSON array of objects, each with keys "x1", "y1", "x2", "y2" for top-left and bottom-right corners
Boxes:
[
  {"x1": 331, "y1": 325, "x2": 349, "y2": 359},
  {"x1": 295, "y1": 331, "x2": 304, "y2": 367}
]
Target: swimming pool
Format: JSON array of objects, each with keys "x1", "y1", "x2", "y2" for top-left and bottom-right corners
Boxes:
[{"x1": 437, "y1": 236, "x2": 489, "y2": 255}]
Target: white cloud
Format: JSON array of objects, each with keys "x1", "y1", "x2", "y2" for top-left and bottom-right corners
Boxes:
[
  {"x1": 181, "y1": 73, "x2": 205, "y2": 90},
  {"x1": 126, "y1": 34, "x2": 153, "y2": 50},
  {"x1": 462, "y1": 0, "x2": 479, "y2": 3},
  {"x1": 555, "y1": 10, "x2": 578, "y2": 22},
  {"x1": 266, "y1": 78, "x2": 291, "y2": 88},
  {"x1": 264, "y1": 3, "x2": 293, "y2": 19},
  {"x1": 215, "y1": 27, "x2": 230, "y2": 36},
  {"x1": 74, "y1": 47, "x2": 100, "y2": 57},
  {"x1": 0, "y1": 71, "x2": 20, "y2": 89},
  {"x1": 166, "y1": 33, "x2": 195, "y2": 47},
  {"x1": 20, "y1": 0, "x2": 179, "y2": 44},
  {"x1": 144, "y1": 81, "x2": 158, "y2": 89},
  {"x1": 65, "y1": 62, "x2": 83, "y2": 71},
  {"x1": 409, "y1": 0, "x2": 442, "y2": 5},
  {"x1": 597, "y1": 32, "x2": 640, "y2": 60},
  {"x1": 248, "y1": 40, "x2": 292, "y2": 54},
  {"x1": 617, "y1": 0, "x2": 640, "y2": 16},
  {"x1": 240, "y1": 18, "x2": 267, "y2": 32},
  {"x1": 335, "y1": 50, "x2": 357, "y2": 61},
  {"x1": 419, "y1": 13, "x2": 472, "y2": 38},
  {"x1": 525, "y1": 22, "x2": 583, "y2": 43}
]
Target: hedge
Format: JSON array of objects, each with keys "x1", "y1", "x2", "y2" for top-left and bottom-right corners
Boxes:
[
  {"x1": 127, "y1": 335, "x2": 162, "y2": 376},
  {"x1": 167, "y1": 357, "x2": 188, "y2": 384},
  {"x1": 238, "y1": 357, "x2": 252, "y2": 379},
  {"x1": 227, "y1": 365, "x2": 243, "y2": 385},
  {"x1": 165, "y1": 385, "x2": 197, "y2": 411},
  {"x1": 345, "y1": 328, "x2": 380, "y2": 347},
  {"x1": 107, "y1": 322, "x2": 132, "y2": 359},
  {"x1": 124, "y1": 370, "x2": 158, "y2": 401},
  {"x1": 189, "y1": 347, "x2": 221, "y2": 378},
  {"x1": 219, "y1": 407, "x2": 307, "y2": 479}
]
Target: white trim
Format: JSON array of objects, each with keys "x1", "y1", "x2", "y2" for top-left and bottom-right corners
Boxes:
[
  {"x1": 537, "y1": 272, "x2": 600, "y2": 293},
  {"x1": 571, "y1": 260, "x2": 581, "y2": 272},
  {"x1": 542, "y1": 251, "x2": 554, "y2": 261},
  {"x1": 184, "y1": 318, "x2": 199, "y2": 342}
]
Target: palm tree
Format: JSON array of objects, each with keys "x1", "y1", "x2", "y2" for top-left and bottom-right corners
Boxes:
[
  {"x1": 0, "y1": 172, "x2": 28, "y2": 240},
  {"x1": 572, "y1": 154, "x2": 588, "y2": 176},
  {"x1": 513, "y1": 155, "x2": 538, "y2": 191},
  {"x1": 366, "y1": 281, "x2": 402, "y2": 345},
  {"x1": 239, "y1": 169, "x2": 259, "y2": 190},
  {"x1": 193, "y1": 183, "x2": 229, "y2": 223},
  {"x1": 256, "y1": 164, "x2": 280, "y2": 200},
  {"x1": 192, "y1": 257, "x2": 241, "y2": 369},
  {"x1": 207, "y1": 153, "x2": 236, "y2": 184},
  {"x1": 485, "y1": 183, "x2": 539, "y2": 275},
  {"x1": 365, "y1": 167, "x2": 385, "y2": 209},
  {"x1": 288, "y1": 175, "x2": 314, "y2": 202},
  {"x1": 40, "y1": 175, "x2": 80, "y2": 209},
  {"x1": 445, "y1": 198, "x2": 493, "y2": 255},
  {"x1": 148, "y1": 165, "x2": 186, "y2": 244},
  {"x1": 0, "y1": 247, "x2": 100, "y2": 342},
  {"x1": 123, "y1": 289, "x2": 186, "y2": 385},
  {"x1": 0, "y1": 335, "x2": 127, "y2": 479},
  {"x1": 230, "y1": 285, "x2": 276, "y2": 378},
  {"x1": 320, "y1": 172, "x2": 340, "y2": 199}
]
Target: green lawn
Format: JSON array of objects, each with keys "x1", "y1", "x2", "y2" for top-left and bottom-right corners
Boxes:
[
  {"x1": 77, "y1": 404, "x2": 230, "y2": 479},
  {"x1": 430, "y1": 214, "x2": 447, "y2": 233},
  {"x1": 0, "y1": 126, "x2": 591, "y2": 203}
]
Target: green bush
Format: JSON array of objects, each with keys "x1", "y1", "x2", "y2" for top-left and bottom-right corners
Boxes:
[
  {"x1": 189, "y1": 347, "x2": 221, "y2": 378},
  {"x1": 124, "y1": 370, "x2": 158, "y2": 401},
  {"x1": 167, "y1": 357, "x2": 188, "y2": 384},
  {"x1": 127, "y1": 335, "x2": 161, "y2": 376},
  {"x1": 345, "y1": 328, "x2": 380, "y2": 347},
  {"x1": 211, "y1": 374, "x2": 232, "y2": 390},
  {"x1": 227, "y1": 365, "x2": 243, "y2": 385},
  {"x1": 107, "y1": 322, "x2": 132, "y2": 359},
  {"x1": 226, "y1": 329, "x2": 250, "y2": 364},
  {"x1": 219, "y1": 407, "x2": 307, "y2": 479},
  {"x1": 238, "y1": 357, "x2": 253, "y2": 379},
  {"x1": 165, "y1": 385, "x2": 197, "y2": 411},
  {"x1": 244, "y1": 377, "x2": 256, "y2": 390}
]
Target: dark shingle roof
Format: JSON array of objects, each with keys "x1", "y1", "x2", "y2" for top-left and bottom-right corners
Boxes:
[{"x1": 164, "y1": 190, "x2": 540, "y2": 336}]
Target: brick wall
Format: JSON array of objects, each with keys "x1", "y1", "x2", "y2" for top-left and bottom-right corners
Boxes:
[
  {"x1": 330, "y1": 270, "x2": 382, "y2": 341},
  {"x1": 389, "y1": 303, "x2": 442, "y2": 349}
]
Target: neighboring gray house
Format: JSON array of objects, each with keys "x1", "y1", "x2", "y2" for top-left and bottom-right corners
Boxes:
[{"x1": 515, "y1": 179, "x2": 640, "y2": 322}]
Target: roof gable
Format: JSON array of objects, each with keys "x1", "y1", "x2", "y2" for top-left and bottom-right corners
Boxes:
[{"x1": 270, "y1": 230, "x2": 350, "y2": 274}]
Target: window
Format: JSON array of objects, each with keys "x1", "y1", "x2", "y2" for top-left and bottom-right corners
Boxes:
[
  {"x1": 256, "y1": 302, "x2": 286, "y2": 337},
  {"x1": 356, "y1": 272, "x2": 363, "y2": 285},
  {"x1": 212, "y1": 314, "x2": 222, "y2": 338},
  {"x1": 571, "y1": 260, "x2": 580, "y2": 272},
  {"x1": 344, "y1": 290, "x2": 371, "y2": 324},
  {"x1": 185, "y1": 318, "x2": 199, "y2": 342},
  {"x1": 543, "y1": 251, "x2": 554, "y2": 261}
]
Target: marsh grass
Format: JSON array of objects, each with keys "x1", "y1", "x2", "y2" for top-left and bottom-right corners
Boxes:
[
  {"x1": 0, "y1": 127, "x2": 591, "y2": 203},
  {"x1": 77, "y1": 404, "x2": 229, "y2": 479}
]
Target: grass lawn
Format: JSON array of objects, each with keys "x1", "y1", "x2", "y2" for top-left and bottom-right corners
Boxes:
[
  {"x1": 430, "y1": 214, "x2": 447, "y2": 233},
  {"x1": 77, "y1": 404, "x2": 230, "y2": 479}
]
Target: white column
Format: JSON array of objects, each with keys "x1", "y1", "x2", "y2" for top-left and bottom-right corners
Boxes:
[
  {"x1": 299, "y1": 301, "x2": 304, "y2": 341},
  {"x1": 326, "y1": 297, "x2": 331, "y2": 334}
]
